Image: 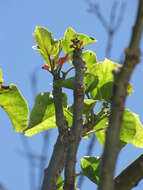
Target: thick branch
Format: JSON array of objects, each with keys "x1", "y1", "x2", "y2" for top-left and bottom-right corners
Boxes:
[
  {"x1": 114, "y1": 154, "x2": 143, "y2": 190},
  {"x1": 98, "y1": 1, "x2": 143, "y2": 190},
  {"x1": 64, "y1": 48, "x2": 85, "y2": 190},
  {"x1": 42, "y1": 80, "x2": 68, "y2": 190},
  {"x1": 42, "y1": 135, "x2": 66, "y2": 190}
]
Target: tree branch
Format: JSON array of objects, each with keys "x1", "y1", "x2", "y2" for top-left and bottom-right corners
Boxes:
[
  {"x1": 41, "y1": 78, "x2": 69, "y2": 190},
  {"x1": 114, "y1": 154, "x2": 143, "y2": 190},
  {"x1": 87, "y1": 1, "x2": 108, "y2": 31},
  {"x1": 87, "y1": 0, "x2": 126, "y2": 58},
  {"x1": 38, "y1": 132, "x2": 50, "y2": 190},
  {"x1": 64, "y1": 47, "x2": 85, "y2": 190},
  {"x1": 98, "y1": 1, "x2": 143, "y2": 190},
  {"x1": 42, "y1": 135, "x2": 66, "y2": 190}
]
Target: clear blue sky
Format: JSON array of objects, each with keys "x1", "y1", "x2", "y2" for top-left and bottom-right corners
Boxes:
[{"x1": 0, "y1": 0, "x2": 143, "y2": 190}]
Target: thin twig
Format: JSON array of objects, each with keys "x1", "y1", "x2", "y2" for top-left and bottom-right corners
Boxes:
[
  {"x1": 114, "y1": 2, "x2": 126, "y2": 32},
  {"x1": 87, "y1": 0, "x2": 126, "y2": 58},
  {"x1": 87, "y1": 1, "x2": 109, "y2": 31},
  {"x1": 105, "y1": 0, "x2": 118, "y2": 57},
  {"x1": 16, "y1": 150, "x2": 46, "y2": 163}
]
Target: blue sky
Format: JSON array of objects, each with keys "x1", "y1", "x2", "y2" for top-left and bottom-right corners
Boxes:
[{"x1": 0, "y1": 0, "x2": 143, "y2": 190}]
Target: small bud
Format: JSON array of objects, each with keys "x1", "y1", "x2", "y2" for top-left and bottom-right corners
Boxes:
[
  {"x1": 57, "y1": 54, "x2": 70, "y2": 66},
  {"x1": 42, "y1": 64, "x2": 50, "y2": 71}
]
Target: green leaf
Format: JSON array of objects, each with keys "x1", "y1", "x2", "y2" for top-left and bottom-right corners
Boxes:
[
  {"x1": 120, "y1": 109, "x2": 137, "y2": 143},
  {"x1": 24, "y1": 92, "x2": 68, "y2": 136},
  {"x1": 84, "y1": 73, "x2": 98, "y2": 94},
  {"x1": 127, "y1": 83, "x2": 133, "y2": 95},
  {"x1": 82, "y1": 50, "x2": 97, "y2": 72},
  {"x1": 64, "y1": 108, "x2": 72, "y2": 127},
  {"x1": 95, "y1": 117, "x2": 126, "y2": 146},
  {"x1": 82, "y1": 99, "x2": 97, "y2": 114},
  {"x1": 24, "y1": 92, "x2": 55, "y2": 136},
  {"x1": 0, "y1": 68, "x2": 4, "y2": 84},
  {"x1": 90, "y1": 59, "x2": 133, "y2": 101},
  {"x1": 59, "y1": 73, "x2": 98, "y2": 94},
  {"x1": 129, "y1": 113, "x2": 143, "y2": 148},
  {"x1": 33, "y1": 26, "x2": 60, "y2": 65},
  {"x1": 81, "y1": 156, "x2": 100, "y2": 184},
  {"x1": 24, "y1": 115, "x2": 56, "y2": 136},
  {"x1": 95, "y1": 109, "x2": 141, "y2": 147},
  {"x1": 56, "y1": 176, "x2": 63, "y2": 190},
  {"x1": 94, "y1": 117, "x2": 107, "y2": 146},
  {"x1": 91, "y1": 59, "x2": 118, "y2": 101},
  {"x1": 95, "y1": 82, "x2": 114, "y2": 101},
  {"x1": 62, "y1": 27, "x2": 96, "y2": 54},
  {"x1": 0, "y1": 84, "x2": 29, "y2": 132},
  {"x1": 59, "y1": 77, "x2": 74, "y2": 89},
  {"x1": 68, "y1": 99, "x2": 97, "y2": 116},
  {"x1": 29, "y1": 92, "x2": 55, "y2": 127}
]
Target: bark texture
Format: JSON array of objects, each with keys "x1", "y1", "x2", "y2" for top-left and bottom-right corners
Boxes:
[
  {"x1": 64, "y1": 48, "x2": 85, "y2": 190},
  {"x1": 98, "y1": 1, "x2": 143, "y2": 190},
  {"x1": 114, "y1": 154, "x2": 143, "y2": 190}
]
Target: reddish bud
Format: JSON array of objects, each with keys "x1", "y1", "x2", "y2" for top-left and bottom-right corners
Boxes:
[
  {"x1": 42, "y1": 64, "x2": 50, "y2": 71},
  {"x1": 57, "y1": 54, "x2": 70, "y2": 66}
]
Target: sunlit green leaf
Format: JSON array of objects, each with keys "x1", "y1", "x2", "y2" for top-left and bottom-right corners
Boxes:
[
  {"x1": 83, "y1": 99, "x2": 97, "y2": 115},
  {"x1": 82, "y1": 50, "x2": 97, "y2": 72},
  {"x1": 28, "y1": 92, "x2": 55, "y2": 128},
  {"x1": 94, "y1": 117, "x2": 107, "y2": 146},
  {"x1": 127, "y1": 83, "x2": 133, "y2": 95},
  {"x1": 81, "y1": 156, "x2": 100, "y2": 184},
  {"x1": 129, "y1": 114, "x2": 143, "y2": 148},
  {"x1": 24, "y1": 116, "x2": 56, "y2": 136},
  {"x1": 33, "y1": 26, "x2": 60, "y2": 65},
  {"x1": 24, "y1": 92, "x2": 68, "y2": 136},
  {"x1": 90, "y1": 59, "x2": 133, "y2": 101},
  {"x1": 91, "y1": 59, "x2": 118, "y2": 101},
  {"x1": 95, "y1": 82, "x2": 114, "y2": 101},
  {"x1": 0, "y1": 84, "x2": 29, "y2": 132},
  {"x1": 84, "y1": 73, "x2": 98, "y2": 94},
  {"x1": 59, "y1": 73, "x2": 98, "y2": 94},
  {"x1": 0, "y1": 68, "x2": 4, "y2": 84},
  {"x1": 62, "y1": 27, "x2": 96, "y2": 54},
  {"x1": 56, "y1": 175, "x2": 63, "y2": 190},
  {"x1": 95, "y1": 109, "x2": 141, "y2": 147},
  {"x1": 24, "y1": 92, "x2": 55, "y2": 136}
]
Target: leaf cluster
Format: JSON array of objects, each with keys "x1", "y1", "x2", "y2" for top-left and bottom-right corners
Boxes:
[{"x1": 0, "y1": 26, "x2": 142, "y2": 188}]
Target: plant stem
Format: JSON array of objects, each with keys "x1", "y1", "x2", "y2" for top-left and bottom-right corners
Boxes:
[
  {"x1": 98, "y1": 1, "x2": 143, "y2": 190},
  {"x1": 64, "y1": 48, "x2": 85, "y2": 190},
  {"x1": 41, "y1": 77, "x2": 69, "y2": 190}
]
